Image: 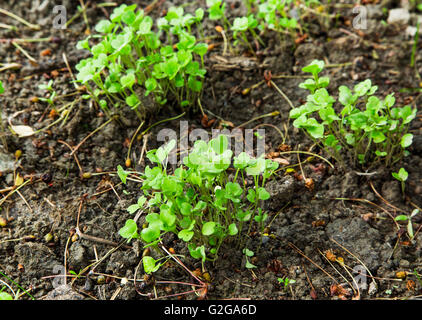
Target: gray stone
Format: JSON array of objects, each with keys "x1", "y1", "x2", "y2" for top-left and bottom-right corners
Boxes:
[
  {"x1": 341, "y1": 172, "x2": 359, "y2": 198},
  {"x1": 399, "y1": 259, "x2": 410, "y2": 268},
  {"x1": 44, "y1": 285, "x2": 84, "y2": 300},
  {"x1": 68, "y1": 242, "x2": 88, "y2": 271},
  {"x1": 0, "y1": 148, "x2": 16, "y2": 173},
  {"x1": 381, "y1": 180, "x2": 401, "y2": 206},
  {"x1": 264, "y1": 176, "x2": 295, "y2": 211},
  {"x1": 275, "y1": 222, "x2": 322, "y2": 247}
]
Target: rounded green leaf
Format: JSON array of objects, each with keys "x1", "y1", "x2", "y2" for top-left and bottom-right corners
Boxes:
[
  {"x1": 178, "y1": 229, "x2": 194, "y2": 241},
  {"x1": 141, "y1": 225, "x2": 161, "y2": 242},
  {"x1": 202, "y1": 221, "x2": 216, "y2": 236},
  {"x1": 0, "y1": 292, "x2": 13, "y2": 300},
  {"x1": 209, "y1": 134, "x2": 228, "y2": 155},
  {"x1": 228, "y1": 223, "x2": 238, "y2": 236},
  {"x1": 400, "y1": 133, "x2": 413, "y2": 148},
  {"x1": 302, "y1": 60, "x2": 325, "y2": 77},
  {"x1": 193, "y1": 43, "x2": 208, "y2": 57},
  {"x1": 122, "y1": 10, "x2": 136, "y2": 25},
  {"x1": 121, "y1": 73, "x2": 136, "y2": 88},
  {"x1": 143, "y1": 256, "x2": 160, "y2": 274},
  {"x1": 126, "y1": 94, "x2": 140, "y2": 108},
  {"x1": 232, "y1": 17, "x2": 248, "y2": 31},
  {"x1": 257, "y1": 187, "x2": 270, "y2": 201},
  {"x1": 95, "y1": 20, "x2": 113, "y2": 33},
  {"x1": 119, "y1": 219, "x2": 138, "y2": 240},
  {"x1": 139, "y1": 16, "x2": 153, "y2": 34}
]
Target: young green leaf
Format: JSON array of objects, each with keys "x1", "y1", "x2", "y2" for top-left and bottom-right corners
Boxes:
[
  {"x1": 202, "y1": 221, "x2": 216, "y2": 236},
  {"x1": 119, "y1": 219, "x2": 138, "y2": 240},
  {"x1": 143, "y1": 256, "x2": 161, "y2": 274},
  {"x1": 117, "y1": 165, "x2": 129, "y2": 184}
]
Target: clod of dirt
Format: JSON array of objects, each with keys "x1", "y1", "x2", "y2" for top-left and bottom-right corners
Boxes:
[
  {"x1": 325, "y1": 217, "x2": 390, "y2": 271},
  {"x1": 411, "y1": 135, "x2": 422, "y2": 155},
  {"x1": 381, "y1": 180, "x2": 402, "y2": 206},
  {"x1": 15, "y1": 242, "x2": 61, "y2": 277},
  {"x1": 366, "y1": 5, "x2": 384, "y2": 19},
  {"x1": 275, "y1": 222, "x2": 323, "y2": 247},
  {"x1": 265, "y1": 176, "x2": 295, "y2": 211},
  {"x1": 68, "y1": 242, "x2": 88, "y2": 271},
  {"x1": 294, "y1": 43, "x2": 324, "y2": 63},
  {"x1": 0, "y1": 148, "x2": 16, "y2": 173},
  {"x1": 105, "y1": 250, "x2": 139, "y2": 275},
  {"x1": 341, "y1": 172, "x2": 360, "y2": 198},
  {"x1": 44, "y1": 285, "x2": 84, "y2": 300}
]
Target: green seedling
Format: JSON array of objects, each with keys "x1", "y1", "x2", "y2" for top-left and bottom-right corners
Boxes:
[
  {"x1": 127, "y1": 195, "x2": 147, "y2": 214},
  {"x1": 38, "y1": 80, "x2": 58, "y2": 107},
  {"x1": 257, "y1": 0, "x2": 298, "y2": 36},
  {"x1": 231, "y1": 15, "x2": 263, "y2": 53},
  {"x1": 0, "y1": 290, "x2": 13, "y2": 300},
  {"x1": 118, "y1": 135, "x2": 278, "y2": 272},
  {"x1": 394, "y1": 209, "x2": 419, "y2": 240},
  {"x1": 206, "y1": 0, "x2": 230, "y2": 30},
  {"x1": 0, "y1": 80, "x2": 4, "y2": 94},
  {"x1": 243, "y1": 248, "x2": 257, "y2": 269},
  {"x1": 413, "y1": 269, "x2": 422, "y2": 287},
  {"x1": 392, "y1": 167, "x2": 408, "y2": 195},
  {"x1": 143, "y1": 256, "x2": 167, "y2": 274},
  {"x1": 75, "y1": 4, "x2": 208, "y2": 120},
  {"x1": 277, "y1": 276, "x2": 296, "y2": 290},
  {"x1": 290, "y1": 60, "x2": 416, "y2": 169}
]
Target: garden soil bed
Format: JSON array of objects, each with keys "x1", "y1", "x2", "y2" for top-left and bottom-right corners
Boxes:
[{"x1": 0, "y1": 0, "x2": 421, "y2": 300}]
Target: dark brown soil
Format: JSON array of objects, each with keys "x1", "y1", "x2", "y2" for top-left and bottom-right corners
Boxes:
[{"x1": 0, "y1": 0, "x2": 421, "y2": 300}]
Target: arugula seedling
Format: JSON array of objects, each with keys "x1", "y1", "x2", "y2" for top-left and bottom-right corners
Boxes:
[
  {"x1": 257, "y1": 0, "x2": 298, "y2": 37},
  {"x1": 277, "y1": 276, "x2": 296, "y2": 291},
  {"x1": 118, "y1": 135, "x2": 278, "y2": 272},
  {"x1": 75, "y1": 4, "x2": 208, "y2": 120},
  {"x1": 394, "y1": 209, "x2": 419, "y2": 240},
  {"x1": 143, "y1": 256, "x2": 167, "y2": 274},
  {"x1": 392, "y1": 167, "x2": 409, "y2": 195},
  {"x1": 38, "y1": 80, "x2": 57, "y2": 107},
  {"x1": 243, "y1": 248, "x2": 257, "y2": 269},
  {"x1": 231, "y1": 15, "x2": 263, "y2": 53},
  {"x1": 206, "y1": 0, "x2": 230, "y2": 30},
  {"x1": 290, "y1": 60, "x2": 417, "y2": 169}
]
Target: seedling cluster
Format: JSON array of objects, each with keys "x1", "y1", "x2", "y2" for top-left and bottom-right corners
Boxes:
[
  {"x1": 210, "y1": 0, "x2": 320, "y2": 52},
  {"x1": 290, "y1": 60, "x2": 416, "y2": 168},
  {"x1": 74, "y1": 1, "x2": 324, "y2": 116},
  {"x1": 75, "y1": 4, "x2": 208, "y2": 119},
  {"x1": 118, "y1": 135, "x2": 278, "y2": 270}
]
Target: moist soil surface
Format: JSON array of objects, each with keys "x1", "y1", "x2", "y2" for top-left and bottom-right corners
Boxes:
[{"x1": 0, "y1": 0, "x2": 421, "y2": 300}]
